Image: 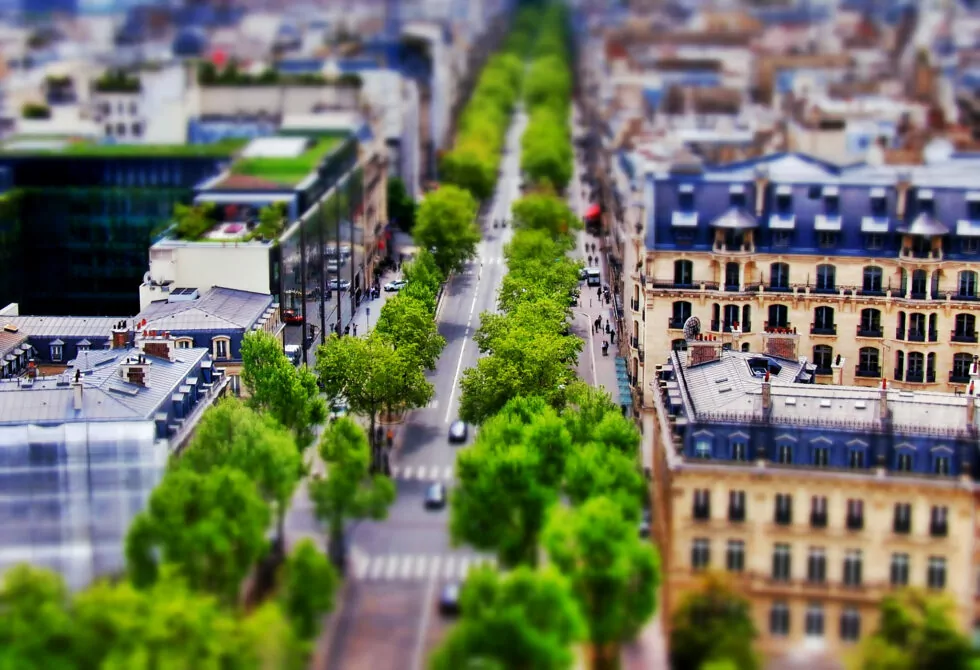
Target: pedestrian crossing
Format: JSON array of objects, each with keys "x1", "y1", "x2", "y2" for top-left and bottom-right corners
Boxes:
[
  {"x1": 390, "y1": 464, "x2": 455, "y2": 482},
  {"x1": 351, "y1": 553, "x2": 497, "y2": 582}
]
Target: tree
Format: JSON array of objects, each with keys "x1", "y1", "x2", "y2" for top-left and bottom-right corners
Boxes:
[
  {"x1": 308, "y1": 417, "x2": 396, "y2": 570},
  {"x1": 125, "y1": 467, "x2": 270, "y2": 604},
  {"x1": 316, "y1": 333, "x2": 433, "y2": 471},
  {"x1": 429, "y1": 566, "x2": 585, "y2": 670},
  {"x1": 512, "y1": 193, "x2": 582, "y2": 237},
  {"x1": 179, "y1": 398, "x2": 303, "y2": 553},
  {"x1": 543, "y1": 497, "x2": 661, "y2": 670},
  {"x1": 413, "y1": 185, "x2": 481, "y2": 276},
  {"x1": 173, "y1": 202, "x2": 217, "y2": 241},
  {"x1": 387, "y1": 176, "x2": 417, "y2": 231},
  {"x1": 279, "y1": 539, "x2": 339, "y2": 640},
  {"x1": 563, "y1": 444, "x2": 646, "y2": 520},
  {"x1": 0, "y1": 565, "x2": 75, "y2": 670},
  {"x1": 849, "y1": 589, "x2": 973, "y2": 670},
  {"x1": 401, "y1": 249, "x2": 444, "y2": 313},
  {"x1": 374, "y1": 293, "x2": 447, "y2": 369},
  {"x1": 256, "y1": 202, "x2": 287, "y2": 240},
  {"x1": 669, "y1": 574, "x2": 759, "y2": 670},
  {"x1": 241, "y1": 330, "x2": 326, "y2": 451}
]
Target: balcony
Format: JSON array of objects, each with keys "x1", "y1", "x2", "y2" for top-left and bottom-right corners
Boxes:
[
  {"x1": 855, "y1": 365, "x2": 881, "y2": 378},
  {"x1": 810, "y1": 323, "x2": 837, "y2": 336},
  {"x1": 668, "y1": 317, "x2": 685, "y2": 330},
  {"x1": 952, "y1": 330, "x2": 979, "y2": 344},
  {"x1": 709, "y1": 320, "x2": 745, "y2": 333},
  {"x1": 895, "y1": 327, "x2": 905, "y2": 340},
  {"x1": 909, "y1": 290, "x2": 928, "y2": 300},
  {"x1": 955, "y1": 292, "x2": 979, "y2": 302},
  {"x1": 905, "y1": 370, "x2": 924, "y2": 383},
  {"x1": 630, "y1": 298, "x2": 640, "y2": 311},
  {"x1": 950, "y1": 370, "x2": 971, "y2": 384},
  {"x1": 763, "y1": 323, "x2": 795, "y2": 334},
  {"x1": 858, "y1": 286, "x2": 886, "y2": 297},
  {"x1": 648, "y1": 279, "x2": 720, "y2": 292},
  {"x1": 906, "y1": 329, "x2": 929, "y2": 343},
  {"x1": 900, "y1": 247, "x2": 944, "y2": 261},
  {"x1": 857, "y1": 325, "x2": 883, "y2": 338}
]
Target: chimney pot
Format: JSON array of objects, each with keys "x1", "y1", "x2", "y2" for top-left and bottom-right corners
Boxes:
[
  {"x1": 969, "y1": 382, "x2": 977, "y2": 427},
  {"x1": 879, "y1": 378, "x2": 888, "y2": 421},
  {"x1": 762, "y1": 370, "x2": 772, "y2": 410}
]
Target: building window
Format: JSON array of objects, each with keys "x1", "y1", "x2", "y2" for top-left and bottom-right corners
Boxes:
[
  {"x1": 896, "y1": 451, "x2": 913, "y2": 472},
  {"x1": 728, "y1": 490, "x2": 746, "y2": 522},
  {"x1": 691, "y1": 538, "x2": 710, "y2": 571},
  {"x1": 674, "y1": 260, "x2": 693, "y2": 285},
  {"x1": 815, "y1": 264, "x2": 836, "y2": 292},
  {"x1": 964, "y1": 238, "x2": 980, "y2": 255},
  {"x1": 672, "y1": 301, "x2": 692, "y2": 328},
  {"x1": 132, "y1": 122, "x2": 143, "y2": 137},
  {"x1": 890, "y1": 553, "x2": 910, "y2": 587},
  {"x1": 805, "y1": 602, "x2": 825, "y2": 637},
  {"x1": 812, "y1": 444, "x2": 829, "y2": 467},
  {"x1": 810, "y1": 496, "x2": 828, "y2": 528},
  {"x1": 840, "y1": 607, "x2": 861, "y2": 642},
  {"x1": 726, "y1": 540, "x2": 745, "y2": 573},
  {"x1": 859, "y1": 308, "x2": 882, "y2": 336},
  {"x1": 865, "y1": 233, "x2": 884, "y2": 250},
  {"x1": 694, "y1": 438, "x2": 712, "y2": 460},
  {"x1": 862, "y1": 266, "x2": 883, "y2": 293},
  {"x1": 692, "y1": 489, "x2": 711, "y2": 520},
  {"x1": 952, "y1": 353, "x2": 973, "y2": 381},
  {"x1": 959, "y1": 271, "x2": 977, "y2": 298},
  {"x1": 812, "y1": 345, "x2": 833, "y2": 375},
  {"x1": 893, "y1": 503, "x2": 912, "y2": 534},
  {"x1": 807, "y1": 547, "x2": 826, "y2": 583},
  {"x1": 672, "y1": 338, "x2": 688, "y2": 352},
  {"x1": 954, "y1": 313, "x2": 976, "y2": 340},
  {"x1": 930, "y1": 506, "x2": 948, "y2": 537},
  {"x1": 213, "y1": 337, "x2": 230, "y2": 359},
  {"x1": 846, "y1": 499, "x2": 864, "y2": 531},
  {"x1": 848, "y1": 447, "x2": 866, "y2": 469},
  {"x1": 813, "y1": 306, "x2": 835, "y2": 333},
  {"x1": 770, "y1": 601, "x2": 790, "y2": 636},
  {"x1": 773, "y1": 230, "x2": 792, "y2": 248},
  {"x1": 927, "y1": 556, "x2": 947, "y2": 590},
  {"x1": 774, "y1": 493, "x2": 792, "y2": 525},
  {"x1": 50, "y1": 344, "x2": 62, "y2": 362},
  {"x1": 77, "y1": 343, "x2": 89, "y2": 352},
  {"x1": 858, "y1": 347, "x2": 880, "y2": 376},
  {"x1": 731, "y1": 440, "x2": 747, "y2": 461},
  {"x1": 772, "y1": 543, "x2": 791, "y2": 581},
  {"x1": 843, "y1": 550, "x2": 863, "y2": 587},
  {"x1": 817, "y1": 232, "x2": 838, "y2": 249},
  {"x1": 175, "y1": 338, "x2": 193, "y2": 349},
  {"x1": 776, "y1": 443, "x2": 792, "y2": 464},
  {"x1": 770, "y1": 262, "x2": 790, "y2": 289},
  {"x1": 934, "y1": 454, "x2": 951, "y2": 476}
]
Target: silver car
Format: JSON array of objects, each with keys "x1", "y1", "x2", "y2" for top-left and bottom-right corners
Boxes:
[{"x1": 449, "y1": 420, "x2": 468, "y2": 443}]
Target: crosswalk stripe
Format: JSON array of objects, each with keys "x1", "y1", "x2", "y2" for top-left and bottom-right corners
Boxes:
[
  {"x1": 444, "y1": 465, "x2": 454, "y2": 480},
  {"x1": 401, "y1": 466, "x2": 413, "y2": 480},
  {"x1": 384, "y1": 555, "x2": 399, "y2": 580},
  {"x1": 443, "y1": 556, "x2": 457, "y2": 580},
  {"x1": 400, "y1": 555, "x2": 414, "y2": 579},
  {"x1": 429, "y1": 556, "x2": 442, "y2": 580},
  {"x1": 414, "y1": 555, "x2": 427, "y2": 579},
  {"x1": 369, "y1": 557, "x2": 385, "y2": 580},
  {"x1": 353, "y1": 554, "x2": 369, "y2": 579},
  {"x1": 390, "y1": 465, "x2": 400, "y2": 478},
  {"x1": 458, "y1": 557, "x2": 471, "y2": 579},
  {"x1": 417, "y1": 465, "x2": 428, "y2": 480}
]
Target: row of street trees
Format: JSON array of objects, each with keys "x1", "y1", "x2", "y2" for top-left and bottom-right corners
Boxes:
[{"x1": 433, "y1": 9, "x2": 661, "y2": 669}]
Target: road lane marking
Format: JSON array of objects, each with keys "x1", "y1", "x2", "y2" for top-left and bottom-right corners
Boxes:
[
  {"x1": 444, "y1": 339, "x2": 467, "y2": 424},
  {"x1": 410, "y1": 566, "x2": 439, "y2": 670},
  {"x1": 444, "y1": 466, "x2": 454, "y2": 480},
  {"x1": 443, "y1": 556, "x2": 457, "y2": 580},
  {"x1": 400, "y1": 555, "x2": 414, "y2": 579},
  {"x1": 369, "y1": 557, "x2": 385, "y2": 580},
  {"x1": 458, "y1": 556, "x2": 471, "y2": 580},
  {"x1": 384, "y1": 555, "x2": 399, "y2": 580},
  {"x1": 353, "y1": 551, "x2": 369, "y2": 580},
  {"x1": 469, "y1": 295, "x2": 477, "y2": 315}
]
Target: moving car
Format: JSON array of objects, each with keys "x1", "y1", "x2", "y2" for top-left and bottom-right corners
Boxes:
[
  {"x1": 584, "y1": 267, "x2": 601, "y2": 287},
  {"x1": 384, "y1": 279, "x2": 408, "y2": 292},
  {"x1": 329, "y1": 397, "x2": 349, "y2": 422},
  {"x1": 327, "y1": 279, "x2": 352, "y2": 291},
  {"x1": 284, "y1": 344, "x2": 301, "y2": 366},
  {"x1": 439, "y1": 583, "x2": 461, "y2": 616},
  {"x1": 448, "y1": 420, "x2": 468, "y2": 443},
  {"x1": 424, "y1": 483, "x2": 447, "y2": 509},
  {"x1": 282, "y1": 309, "x2": 304, "y2": 325}
]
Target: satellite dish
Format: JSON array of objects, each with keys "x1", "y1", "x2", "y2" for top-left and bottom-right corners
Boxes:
[{"x1": 683, "y1": 316, "x2": 701, "y2": 341}]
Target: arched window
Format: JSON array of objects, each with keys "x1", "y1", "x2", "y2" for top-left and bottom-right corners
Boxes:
[
  {"x1": 812, "y1": 345, "x2": 833, "y2": 374},
  {"x1": 927, "y1": 352, "x2": 936, "y2": 383},
  {"x1": 812, "y1": 306, "x2": 835, "y2": 334},
  {"x1": 954, "y1": 314, "x2": 977, "y2": 342},
  {"x1": 672, "y1": 339, "x2": 688, "y2": 352},
  {"x1": 671, "y1": 301, "x2": 692, "y2": 329},
  {"x1": 770, "y1": 262, "x2": 790, "y2": 290},
  {"x1": 910, "y1": 269, "x2": 927, "y2": 297},
  {"x1": 862, "y1": 266, "x2": 883, "y2": 293},
  {"x1": 674, "y1": 260, "x2": 693, "y2": 286},
  {"x1": 907, "y1": 352, "x2": 925, "y2": 383},
  {"x1": 815, "y1": 264, "x2": 836, "y2": 292},
  {"x1": 742, "y1": 305, "x2": 752, "y2": 332},
  {"x1": 894, "y1": 351, "x2": 904, "y2": 381},
  {"x1": 859, "y1": 308, "x2": 881, "y2": 337},
  {"x1": 767, "y1": 304, "x2": 789, "y2": 330},
  {"x1": 724, "y1": 262, "x2": 739, "y2": 288},
  {"x1": 958, "y1": 270, "x2": 977, "y2": 298},
  {"x1": 723, "y1": 305, "x2": 740, "y2": 331},
  {"x1": 908, "y1": 313, "x2": 927, "y2": 341},
  {"x1": 952, "y1": 353, "x2": 973, "y2": 382},
  {"x1": 858, "y1": 347, "x2": 880, "y2": 377}
]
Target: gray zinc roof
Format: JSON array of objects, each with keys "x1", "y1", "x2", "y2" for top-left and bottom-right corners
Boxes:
[
  {"x1": 0, "y1": 315, "x2": 122, "y2": 339},
  {"x1": 137, "y1": 286, "x2": 273, "y2": 331}
]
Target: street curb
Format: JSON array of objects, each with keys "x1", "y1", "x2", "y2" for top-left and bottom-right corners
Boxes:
[
  {"x1": 434, "y1": 274, "x2": 453, "y2": 322},
  {"x1": 309, "y1": 578, "x2": 355, "y2": 670}
]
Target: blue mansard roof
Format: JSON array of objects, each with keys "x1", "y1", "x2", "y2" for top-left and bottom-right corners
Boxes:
[
  {"x1": 646, "y1": 152, "x2": 980, "y2": 258},
  {"x1": 657, "y1": 348, "x2": 979, "y2": 478}
]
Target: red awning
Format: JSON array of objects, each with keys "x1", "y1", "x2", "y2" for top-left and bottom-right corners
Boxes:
[{"x1": 584, "y1": 203, "x2": 601, "y2": 219}]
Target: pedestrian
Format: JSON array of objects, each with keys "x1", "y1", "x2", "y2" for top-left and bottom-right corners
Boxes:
[
  {"x1": 610, "y1": 330, "x2": 616, "y2": 344},
  {"x1": 344, "y1": 325, "x2": 350, "y2": 336},
  {"x1": 386, "y1": 428, "x2": 394, "y2": 447},
  {"x1": 596, "y1": 287, "x2": 601, "y2": 299},
  {"x1": 353, "y1": 323, "x2": 358, "y2": 336}
]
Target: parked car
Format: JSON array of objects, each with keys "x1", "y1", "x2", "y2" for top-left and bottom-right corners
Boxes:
[
  {"x1": 329, "y1": 396, "x2": 349, "y2": 422},
  {"x1": 439, "y1": 583, "x2": 461, "y2": 616},
  {"x1": 282, "y1": 309, "x2": 304, "y2": 325},
  {"x1": 384, "y1": 279, "x2": 408, "y2": 292},
  {"x1": 448, "y1": 420, "x2": 468, "y2": 443},
  {"x1": 424, "y1": 483, "x2": 447, "y2": 509}
]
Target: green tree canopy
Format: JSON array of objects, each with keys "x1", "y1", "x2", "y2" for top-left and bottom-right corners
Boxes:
[
  {"x1": 374, "y1": 293, "x2": 447, "y2": 369},
  {"x1": 279, "y1": 539, "x2": 339, "y2": 640},
  {"x1": 849, "y1": 589, "x2": 973, "y2": 670},
  {"x1": 387, "y1": 176, "x2": 417, "y2": 231},
  {"x1": 256, "y1": 202, "x2": 287, "y2": 240},
  {"x1": 543, "y1": 497, "x2": 661, "y2": 670},
  {"x1": 0, "y1": 564, "x2": 75, "y2": 670},
  {"x1": 429, "y1": 566, "x2": 585, "y2": 670},
  {"x1": 308, "y1": 417, "x2": 396, "y2": 568},
  {"x1": 669, "y1": 574, "x2": 759, "y2": 670},
  {"x1": 125, "y1": 467, "x2": 270, "y2": 603},
  {"x1": 414, "y1": 185, "x2": 481, "y2": 276},
  {"x1": 512, "y1": 193, "x2": 582, "y2": 237},
  {"x1": 563, "y1": 444, "x2": 646, "y2": 520},
  {"x1": 179, "y1": 397, "x2": 303, "y2": 551},
  {"x1": 240, "y1": 330, "x2": 326, "y2": 451}
]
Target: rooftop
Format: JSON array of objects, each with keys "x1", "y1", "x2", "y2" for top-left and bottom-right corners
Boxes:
[
  {"x1": 221, "y1": 136, "x2": 340, "y2": 188},
  {"x1": 137, "y1": 286, "x2": 274, "y2": 331},
  {"x1": 0, "y1": 137, "x2": 248, "y2": 158},
  {"x1": 0, "y1": 315, "x2": 123, "y2": 339}
]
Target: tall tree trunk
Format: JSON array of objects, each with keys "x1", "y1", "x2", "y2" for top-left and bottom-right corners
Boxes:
[
  {"x1": 328, "y1": 517, "x2": 346, "y2": 574},
  {"x1": 369, "y1": 410, "x2": 379, "y2": 474},
  {"x1": 275, "y1": 504, "x2": 286, "y2": 559},
  {"x1": 591, "y1": 643, "x2": 621, "y2": 670}
]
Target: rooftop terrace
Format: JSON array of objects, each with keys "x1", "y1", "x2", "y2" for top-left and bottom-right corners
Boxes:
[
  {"x1": 222, "y1": 136, "x2": 340, "y2": 188},
  {"x1": 0, "y1": 137, "x2": 249, "y2": 158}
]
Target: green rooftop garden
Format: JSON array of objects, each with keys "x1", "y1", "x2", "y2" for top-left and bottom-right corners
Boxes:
[
  {"x1": 0, "y1": 137, "x2": 249, "y2": 157},
  {"x1": 227, "y1": 137, "x2": 340, "y2": 187}
]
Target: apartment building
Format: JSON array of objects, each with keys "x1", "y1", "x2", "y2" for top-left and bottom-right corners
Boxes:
[
  {"x1": 649, "y1": 342, "x2": 978, "y2": 662},
  {"x1": 627, "y1": 151, "x2": 980, "y2": 400}
]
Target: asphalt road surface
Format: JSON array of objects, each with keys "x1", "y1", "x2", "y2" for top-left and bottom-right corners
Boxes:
[{"x1": 320, "y1": 110, "x2": 527, "y2": 670}]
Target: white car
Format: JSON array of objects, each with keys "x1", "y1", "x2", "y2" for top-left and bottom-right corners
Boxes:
[
  {"x1": 384, "y1": 279, "x2": 408, "y2": 292},
  {"x1": 327, "y1": 279, "x2": 351, "y2": 291}
]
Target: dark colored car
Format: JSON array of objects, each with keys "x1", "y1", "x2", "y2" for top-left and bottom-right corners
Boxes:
[
  {"x1": 449, "y1": 420, "x2": 468, "y2": 443},
  {"x1": 425, "y1": 483, "x2": 447, "y2": 510},
  {"x1": 439, "y1": 583, "x2": 461, "y2": 616},
  {"x1": 282, "y1": 309, "x2": 304, "y2": 325}
]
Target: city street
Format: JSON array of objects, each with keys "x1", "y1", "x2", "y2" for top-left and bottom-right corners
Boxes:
[{"x1": 314, "y1": 110, "x2": 527, "y2": 670}]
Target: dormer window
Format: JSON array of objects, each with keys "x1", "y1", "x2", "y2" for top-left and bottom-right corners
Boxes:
[
  {"x1": 823, "y1": 186, "x2": 840, "y2": 216},
  {"x1": 870, "y1": 187, "x2": 887, "y2": 216},
  {"x1": 775, "y1": 185, "x2": 792, "y2": 214},
  {"x1": 968, "y1": 198, "x2": 980, "y2": 221},
  {"x1": 917, "y1": 189, "x2": 934, "y2": 215},
  {"x1": 729, "y1": 184, "x2": 746, "y2": 208},
  {"x1": 678, "y1": 183, "x2": 695, "y2": 210}
]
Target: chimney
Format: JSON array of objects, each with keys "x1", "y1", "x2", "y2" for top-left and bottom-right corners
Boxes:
[
  {"x1": 753, "y1": 166, "x2": 769, "y2": 216},
  {"x1": 879, "y1": 378, "x2": 889, "y2": 422},
  {"x1": 686, "y1": 336, "x2": 722, "y2": 367},
  {"x1": 72, "y1": 369, "x2": 82, "y2": 411},
  {"x1": 120, "y1": 353, "x2": 150, "y2": 387},
  {"x1": 895, "y1": 170, "x2": 912, "y2": 220},
  {"x1": 968, "y1": 381, "x2": 977, "y2": 428},
  {"x1": 762, "y1": 370, "x2": 771, "y2": 410},
  {"x1": 111, "y1": 320, "x2": 133, "y2": 349},
  {"x1": 140, "y1": 330, "x2": 175, "y2": 362},
  {"x1": 831, "y1": 354, "x2": 845, "y2": 385}
]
